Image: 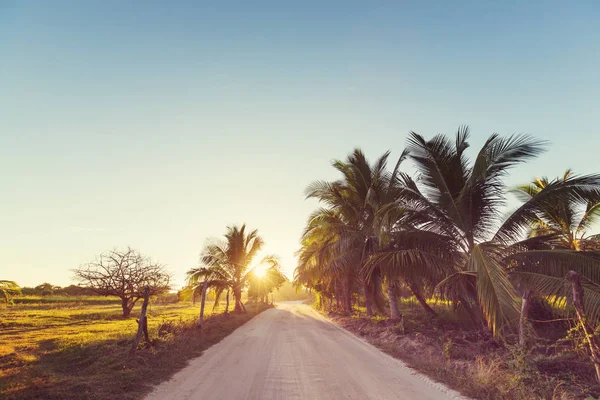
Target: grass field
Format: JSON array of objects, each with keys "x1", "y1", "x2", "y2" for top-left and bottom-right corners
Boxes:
[{"x1": 0, "y1": 296, "x2": 270, "y2": 400}]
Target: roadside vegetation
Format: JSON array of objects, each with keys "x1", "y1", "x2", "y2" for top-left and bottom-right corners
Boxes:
[
  {"x1": 0, "y1": 297, "x2": 270, "y2": 399},
  {"x1": 294, "y1": 126, "x2": 600, "y2": 399},
  {"x1": 1, "y1": 225, "x2": 285, "y2": 400}
]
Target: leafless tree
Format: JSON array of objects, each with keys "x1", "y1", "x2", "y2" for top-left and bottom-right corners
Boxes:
[{"x1": 73, "y1": 248, "x2": 171, "y2": 317}]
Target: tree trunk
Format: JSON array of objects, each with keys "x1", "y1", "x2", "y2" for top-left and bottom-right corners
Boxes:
[
  {"x1": 335, "y1": 279, "x2": 341, "y2": 310},
  {"x1": 121, "y1": 297, "x2": 132, "y2": 317},
  {"x1": 233, "y1": 285, "x2": 242, "y2": 312},
  {"x1": 387, "y1": 284, "x2": 402, "y2": 320},
  {"x1": 198, "y1": 280, "x2": 208, "y2": 329},
  {"x1": 460, "y1": 297, "x2": 484, "y2": 328},
  {"x1": 519, "y1": 290, "x2": 532, "y2": 348},
  {"x1": 130, "y1": 286, "x2": 150, "y2": 355},
  {"x1": 224, "y1": 289, "x2": 230, "y2": 314},
  {"x1": 409, "y1": 284, "x2": 437, "y2": 318},
  {"x1": 343, "y1": 277, "x2": 352, "y2": 313},
  {"x1": 566, "y1": 271, "x2": 600, "y2": 383},
  {"x1": 372, "y1": 273, "x2": 386, "y2": 314},
  {"x1": 363, "y1": 279, "x2": 373, "y2": 318}
]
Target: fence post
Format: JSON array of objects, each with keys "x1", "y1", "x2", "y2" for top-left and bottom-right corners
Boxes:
[{"x1": 130, "y1": 286, "x2": 150, "y2": 355}]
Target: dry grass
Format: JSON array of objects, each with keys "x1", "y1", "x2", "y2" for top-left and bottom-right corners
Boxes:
[
  {"x1": 327, "y1": 301, "x2": 600, "y2": 400},
  {"x1": 0, "y1": 296, "x2": 270, "y2": 400}
]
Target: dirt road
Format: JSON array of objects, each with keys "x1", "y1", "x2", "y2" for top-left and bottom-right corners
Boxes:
[{"x1": 146, "y1": 302, "x2": 466, "y2": 400}]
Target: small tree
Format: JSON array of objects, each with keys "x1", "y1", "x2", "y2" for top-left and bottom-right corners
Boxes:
[
  {"x1": 74, "y1": 248, "x2": 171, "y2": 317},
  {"x1": 34, "y1": 282, "x2": 60, "y2": 296},
  {"x1": 0, "y1": 280, "x2": 21, "y2": 304}
]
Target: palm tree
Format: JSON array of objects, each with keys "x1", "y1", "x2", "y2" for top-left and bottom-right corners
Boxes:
[
  {"x1": 298, "y1": 149, "x2": 407, "y2": 318},
  {"x1": 186, "y1": 266, "x2": 231, "y2": 317},
  {"x1": 0, "y1": 280, "x2": 21, "y2": 304},
  {"x1": 370, "y1": 127, "x2": 600, "y2": 336},
  {"x1": 189, "y1": 224, "x2": 280, "y2": 313},
  {"x1": 248, "y1": 266, "x2": 287, "y2": 303},
  {"x1": 512, "y1": 169, "x2": 600, "y2": 250},
  {"x1": 369, "y1": 127, "x2": 549, "y2": 334},
  {"x1": 507, "y1": 171, "x2": 600, "y2": 326}
]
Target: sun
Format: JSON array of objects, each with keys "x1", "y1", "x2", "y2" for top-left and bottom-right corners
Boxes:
[{"x1": 254, "y1": 264, "x2": 268, "y2": 278}]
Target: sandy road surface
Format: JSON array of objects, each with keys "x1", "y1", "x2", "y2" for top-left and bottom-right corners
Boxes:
[{"x1": 146, "y1": 302, "x2": 466, "y2": 400}]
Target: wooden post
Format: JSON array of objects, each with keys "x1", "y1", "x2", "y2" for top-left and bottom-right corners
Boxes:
[
  {"x1": 198, "y1": 280, "x2": 208, "y2": 329},
  {"x1": 566, "y1": 271, "x2": 600, "y2": 383},
  {"x1": 130, "y1": 286, "x2": 150, "y2": 355}
]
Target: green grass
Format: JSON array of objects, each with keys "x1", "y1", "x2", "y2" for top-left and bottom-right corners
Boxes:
[
  {"x1": 0, "y1": 296, "x2": 270, "y2": 399},
  {"x1": 11, "y1": 296, "x2": 122, "y2": 305}
]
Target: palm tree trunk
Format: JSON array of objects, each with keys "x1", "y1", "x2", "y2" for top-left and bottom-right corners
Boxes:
[
  {"x1": 459, "y1": 297, "x2": 485, "y2": 328},
  {"x1": 233, "y1": 285, "x2": 242, "y2": 312},
  {"x1": 198, "y1": 280, "x2": 208, "y2": 329},
  {"x1": 519, "y1": 290, "x2": 532, "y2": 348},
  {"x1": 372, "y1": 273, "x2": 386, "y2": 314},
  {"x1": 387, "y1": 285, "x2": 401, "y2": 320},
  {"x1": 335, "y1": 279, "x2": 341, "y2": 310},
  {"x1": 363, "y1": 279, "x2": 373, "y2": 317},
  {"x1": 343, "y1": 276, "x2": 352, "y2": 313},
  {"x1": 224, "y1": 289, "x2": 230, "y2": 314},
  {"x1": 409, "y1": 284, "x2": 437, "y2": 317},
  {"x1": 566, "y1": 271, "x2": 600, "y2": 383}
]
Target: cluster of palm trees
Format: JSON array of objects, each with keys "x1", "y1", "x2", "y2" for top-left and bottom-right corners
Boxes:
[
  {"x1": 187, "y1": 224, "x2": 285, "y2": 326},
  {"x1": 294, "y1": 126, "x2": 600, "y2": 341}
]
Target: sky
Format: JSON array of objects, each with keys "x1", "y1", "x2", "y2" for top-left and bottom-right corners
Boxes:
[{"x1": 1, "y1": 1, "x2": 599, "y2": 289}]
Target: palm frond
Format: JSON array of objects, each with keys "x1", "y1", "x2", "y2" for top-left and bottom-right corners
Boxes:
[
  {"x1": 514, "y1": 271, "x2": 600, "y2": 324},
  {"x1": 495, "y1": 174, "x2": 600, "y2": 244},
  {"x1": 469, "y1": 244, "x2": 520, "y2": 335}
]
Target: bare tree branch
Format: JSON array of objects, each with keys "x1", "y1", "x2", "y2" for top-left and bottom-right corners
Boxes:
[{"x1": 73, "y1": 248, "x2": 171, "y2": 317}]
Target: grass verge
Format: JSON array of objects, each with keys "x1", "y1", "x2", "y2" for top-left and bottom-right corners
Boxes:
[{"x1": 1, "y1": 299, "x2": 271, "y2": 400}]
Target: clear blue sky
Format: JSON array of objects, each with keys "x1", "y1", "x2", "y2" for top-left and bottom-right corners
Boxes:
[{"x1": 1, "y1": 1, "x2": 599, "y2": 288}]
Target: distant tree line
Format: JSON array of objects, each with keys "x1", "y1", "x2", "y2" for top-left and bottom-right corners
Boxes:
[{"x1": 19, "y1": 283, "x2": 97, "y2": 297}]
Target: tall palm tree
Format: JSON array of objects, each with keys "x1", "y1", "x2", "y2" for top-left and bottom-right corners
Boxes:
[
  {"x1": 189, "y1": 224, "x2": 280, "y2": 313},
  {"x1": 369, "y1": 127, "x2": 549, "y2": 334},
  {"x1": 0, "y1": 280, "x2": 21, "y2": 304},
  {"x1": 371, "y1": 127, "x2": 600, "y2": 335}
]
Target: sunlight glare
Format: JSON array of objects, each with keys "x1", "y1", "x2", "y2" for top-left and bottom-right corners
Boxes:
[{"x1": 254, "y1": 263, "x2": 268, "y2": 278}]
